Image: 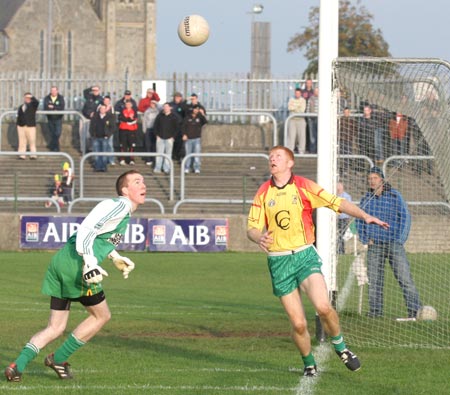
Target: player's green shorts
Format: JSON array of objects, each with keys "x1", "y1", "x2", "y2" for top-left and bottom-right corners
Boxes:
[
  {"x1": 41, "y1": 241, "x2": 104, "y2": 299},
  {"x1": 267, "y1": 245, "x2": 323, "y2": 297}
]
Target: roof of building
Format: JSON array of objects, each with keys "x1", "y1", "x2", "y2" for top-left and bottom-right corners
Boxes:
[{"x1": 0, "y1": 0, "x2": 26, "y2": 31}]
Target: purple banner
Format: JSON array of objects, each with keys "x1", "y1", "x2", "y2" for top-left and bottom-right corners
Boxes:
[
  {"x1": 148, "y1": 219, "x2": 228, "y2": 252},
  {"x1": 20, "y1": 216, "x2": 148, "y2": 251}
]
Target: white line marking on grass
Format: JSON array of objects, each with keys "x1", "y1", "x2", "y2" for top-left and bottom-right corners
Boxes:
[
  {"x1": 0, "y1": 384, "x2": 295, "y2": 392},
  {"x1": 294, "y1": 263, "x2": 356, "y2": 395}
]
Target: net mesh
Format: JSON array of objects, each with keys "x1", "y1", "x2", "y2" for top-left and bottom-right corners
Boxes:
[{"x1": 333, "y1": 58, "x2": 450, "y2": 348}]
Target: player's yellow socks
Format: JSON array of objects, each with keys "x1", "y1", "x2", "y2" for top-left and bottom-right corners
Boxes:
[
  {"x1": 15, "y1": 342, "x2": 40, "y2": 372},
  {"x1": 53, "y1": 333, "x2": 85, "y2": 363}
]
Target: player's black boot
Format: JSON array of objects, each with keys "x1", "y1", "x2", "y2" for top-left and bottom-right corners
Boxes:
[
  {"x1": 336, "y1": 348, "x2": 361, "y2": 371},
  {"x1": 44, "y1": 353, "x2": 73, "y2": 379}
]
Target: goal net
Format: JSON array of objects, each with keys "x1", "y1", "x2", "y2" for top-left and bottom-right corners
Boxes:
[{"x1": 333, "y1": 58, "x2": 450, "y2": 348}]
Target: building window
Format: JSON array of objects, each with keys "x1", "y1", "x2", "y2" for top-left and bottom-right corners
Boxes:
[
  {"x1": 51, "y1": 33, "x2": 63, "y2": 75},
  {"x1": 40, "y1": 30, "x2": 45, "y2": 74},
  {"x1": 67, "y1": 31, "x2": 72, "y2": 77},
  {"x1": 0, "y1": 32, "x2": 8, "y2": 57}
]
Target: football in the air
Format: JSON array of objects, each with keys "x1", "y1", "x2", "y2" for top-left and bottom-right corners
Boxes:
[
  {"x1": 178, "y1": 15, "x2": 210, "y2": 47},
  {"x1": 416, "y1": 305, "x2": 437, "y2": 321}
]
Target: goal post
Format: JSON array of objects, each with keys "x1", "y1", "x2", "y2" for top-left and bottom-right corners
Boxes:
[{"x1": 331, "y1": 57, "x2": 450, "y2": 348}]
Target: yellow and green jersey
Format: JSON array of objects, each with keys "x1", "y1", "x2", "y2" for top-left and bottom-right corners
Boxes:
[{"x1": 248, "y1": 174, "x2": 343, "y2": 252}]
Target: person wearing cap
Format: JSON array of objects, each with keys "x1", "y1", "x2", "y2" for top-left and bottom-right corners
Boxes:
[
  {"x1": 169, "y1": 92, "x2": 188, "y2": 162},
  {"x1": 247, "y1": 146, "x2": 389, "y2": 377},
  {"x1": 356, "y1": 166, "x2": 421, "y2": 319},
  {"x1": 114, "y1": 90, "x2": 138, "y2": 114},
  {"x1": 138, "y1": 88, "x2": 161, "y2": 113}
]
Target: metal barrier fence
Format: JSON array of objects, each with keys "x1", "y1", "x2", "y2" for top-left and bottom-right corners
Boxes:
[
  {"x1": 0, "y1": 110, "x2": 87, "y2": 152},
  {"x1": 68, "y1": 197, "x2": 165, "y2": 214},
  {"x1": 79, "y1": 152, "x2": 173, "y2": 201}
]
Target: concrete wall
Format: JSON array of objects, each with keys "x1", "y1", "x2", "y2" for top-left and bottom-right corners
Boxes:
[{"x1": 2, "y1": 212, "x2": 449, "y2": 253}]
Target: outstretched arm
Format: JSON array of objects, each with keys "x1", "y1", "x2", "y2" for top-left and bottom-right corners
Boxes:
[{"x1": 339, "y1": 199, "x2": 389, "y2": 229}]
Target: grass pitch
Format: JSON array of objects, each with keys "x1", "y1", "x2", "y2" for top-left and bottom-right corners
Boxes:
[{"x1": 0, "y1": 251, "x2": 449, "y2": 394}]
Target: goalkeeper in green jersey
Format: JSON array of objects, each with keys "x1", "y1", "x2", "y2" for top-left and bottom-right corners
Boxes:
[{"x1": 4, "y1": 170, "x2": 146, "y2": 382}]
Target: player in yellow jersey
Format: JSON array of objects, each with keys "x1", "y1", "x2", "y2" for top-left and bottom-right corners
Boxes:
[{"x1": 247, "y1": 146, "x2": 388, "y2": 377}]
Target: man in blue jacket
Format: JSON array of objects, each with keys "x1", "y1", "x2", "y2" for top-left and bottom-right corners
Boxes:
[{"x1": 356, "y1": 167, "x2": 421, "y2": 318}]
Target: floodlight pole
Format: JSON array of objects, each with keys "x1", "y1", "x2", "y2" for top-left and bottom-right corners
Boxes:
[{"x1": 315, "y1": 0, "x2": 339, "y2": 341}]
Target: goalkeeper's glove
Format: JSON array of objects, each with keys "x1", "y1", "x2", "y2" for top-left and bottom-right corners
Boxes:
[
  {"x1": 82, "y1": 254, "x2": 108, "y2": 284},
  {"x1": 108, "y1": 250, "x2": 135, "y2": 279}
]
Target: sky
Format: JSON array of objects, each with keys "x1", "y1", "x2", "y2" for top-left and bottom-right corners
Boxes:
[{"x1": 156, "y1": 0, "x2": 450, "y2": 76}]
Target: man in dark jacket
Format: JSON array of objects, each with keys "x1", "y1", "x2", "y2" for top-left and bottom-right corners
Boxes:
[
  {"x1": 89, "y1": 104, "x2": 116, "y2": 172},
  {"x1": 182, "y1": 105, "x2": 207, "y2": 173},
  {"x1": 114, "y1": 90, "x2": 138, "y2": 114},
  {"x1": 153, "y1": 102, "x2": 179, "y2": 173},
  {"x1": 17, "y1": 92, "x2": 39, "y2": 159},
  {"x1": 43, "y1": 86, "x2": 65, "y2": 152}
]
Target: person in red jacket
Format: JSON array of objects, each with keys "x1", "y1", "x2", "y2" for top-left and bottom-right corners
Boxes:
[
  {"x1": 118, "y1": 101, "x2": 138, "y2": 165},
  {"x1": 138, "y1": 88, "x2": 161, "y2": 113}
]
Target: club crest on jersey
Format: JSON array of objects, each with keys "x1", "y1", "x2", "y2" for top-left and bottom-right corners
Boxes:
[
  {"x1": 268, "y1": 199, "x2": 276, "y2": 207},
  {"x1": 292, "y1": 195, "x2": 298, "y2": 205}
]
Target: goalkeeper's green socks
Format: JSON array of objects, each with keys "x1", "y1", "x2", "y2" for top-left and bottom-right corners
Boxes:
[
  {"x1": 331, "y1": 334, "x2": 347, "y2": 353},
  {"x1": 53, "y1": 333, "x2": 86, "y2": 363},
  {"x1": 302, "y1": 352, "x2": 316, "y2": 368},
  {"x1": 15, "y1": 342, "x2": 40, "y2": 372}
]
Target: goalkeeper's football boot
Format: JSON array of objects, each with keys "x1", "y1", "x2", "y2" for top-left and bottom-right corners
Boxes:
[
  {"x1": 336, "y1": 348, "x2": 361, "y2": 371},
  {"x1": 44, "y1": 353, "x2": 73, "y2": 379},
  {"x1": 4, "y1": 363, "x2": 22, "y2": 382},
  {"x1": 303, "y1": 365, "x2": 318, "y2": 377}
]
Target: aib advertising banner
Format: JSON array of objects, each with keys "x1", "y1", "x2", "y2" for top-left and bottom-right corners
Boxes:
[
  {"x1": 20, "y1": 216, "x2": 148, "y2": 251},
  {"x1": 20, "y1": 216, "x2": 228, "y2": 252},
  {"x1": 148, "y1": 219, "x2": 228, "y2": 252}
]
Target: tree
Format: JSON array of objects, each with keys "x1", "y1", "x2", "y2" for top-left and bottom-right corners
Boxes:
[{"x1": 287, "y1": 0, "x2": 391, "y2": 75}]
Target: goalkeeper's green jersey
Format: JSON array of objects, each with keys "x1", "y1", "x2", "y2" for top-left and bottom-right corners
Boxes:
[{"x1": 41, "y1": 197, "x2": 132, "y2": 299}]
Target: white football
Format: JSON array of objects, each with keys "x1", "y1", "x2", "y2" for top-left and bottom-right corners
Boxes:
[
  {"x1": 178, "y1": 15, "x2": 210, "y2": 47},
  {"x1": 416, "y1": 305, "x2": 437, "y2": 321}
]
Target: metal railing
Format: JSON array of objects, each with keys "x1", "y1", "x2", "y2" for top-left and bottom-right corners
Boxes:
[
  {"x1": 0, "y1": 196, "x2": 61, "y2": 213},
  {"x1": 0, "y1": 151, "x2": 76, "y2": 203},
  {"x1": 79, "y1": 152, "x2": 174, "y2": 201},
  {"x1": 0, "y1": 110, "x2": 87, "y2": 152},
  {"x1": 68, "y1": 197, "x2": 165, "y2": 214}
]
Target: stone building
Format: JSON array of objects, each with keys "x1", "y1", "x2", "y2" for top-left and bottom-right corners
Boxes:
[{"x1": 0, "y1": 0, "x2": 156, "y2": 77}]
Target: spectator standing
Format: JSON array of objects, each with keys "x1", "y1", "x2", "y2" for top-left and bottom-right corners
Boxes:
[
  {"x1": 307, "y1": 87, "x2": 319, "y2": 154},
  {"x1": 82, "y1": 86, "x2": 103, "y2": 153},
  {"x1": 114, "y1": 90, "x2": 138, "y2": 114},
  {"x1": 286, "y1": 88, "x2": 307, "y2": 154},
  {"x1": 138, "y1": 88, "x2": 161, "y2": 113},
  {"x1": 16, "y1": 92, "x2": 39, "y2": 159},
  {"x1": 118, "y1": 101, "x2": 139, "y2": 166},
  {"x1": 186, "y1": 93, "x2": 207, "y2": 114},
  {"x1": 371, "y1": 105, "x2": 390, "y2": 165},
  {"x1": 357, "y1": 104, "x2": 376, "y2": 171},
  {"x1": 169, "y1": 92, "x2": 188, "y2": 162},
  {"x1": 356, "y1": 167, "x2": 422, "y2": 318},
  {"x1": 389, "y1": 112, "x2": 408, "y2": 159},
  {"x1": 61, "y1": 162, "x2": 74, "y2": 204},
  {"x1": 102, "y1": 96, "x2": 116, "y2": 166},
  {"x1": 182, "y1": 105, "x2": 208, "y2": 174},
  {"x1": 43, "y1": 86, "x2": 65, "y2": 152},
  {"x1": 338, "y1": 107, "x2": 357, "y2": 176},
  {"x1": 89, "y1": 104, "x2": 116, "y2": 172},
  {"x1": 142, "y1": 100, "x2": 161, "y2": 166},
  {"x1": 82, "y1": 86, "x2": 103, "y2": 120},
  {"x1": 336, "y1": 182, "x2": 352, "y2": 254},
  {"x1": 153, "y1": 103, "x2": 179, "y2": 173}
]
